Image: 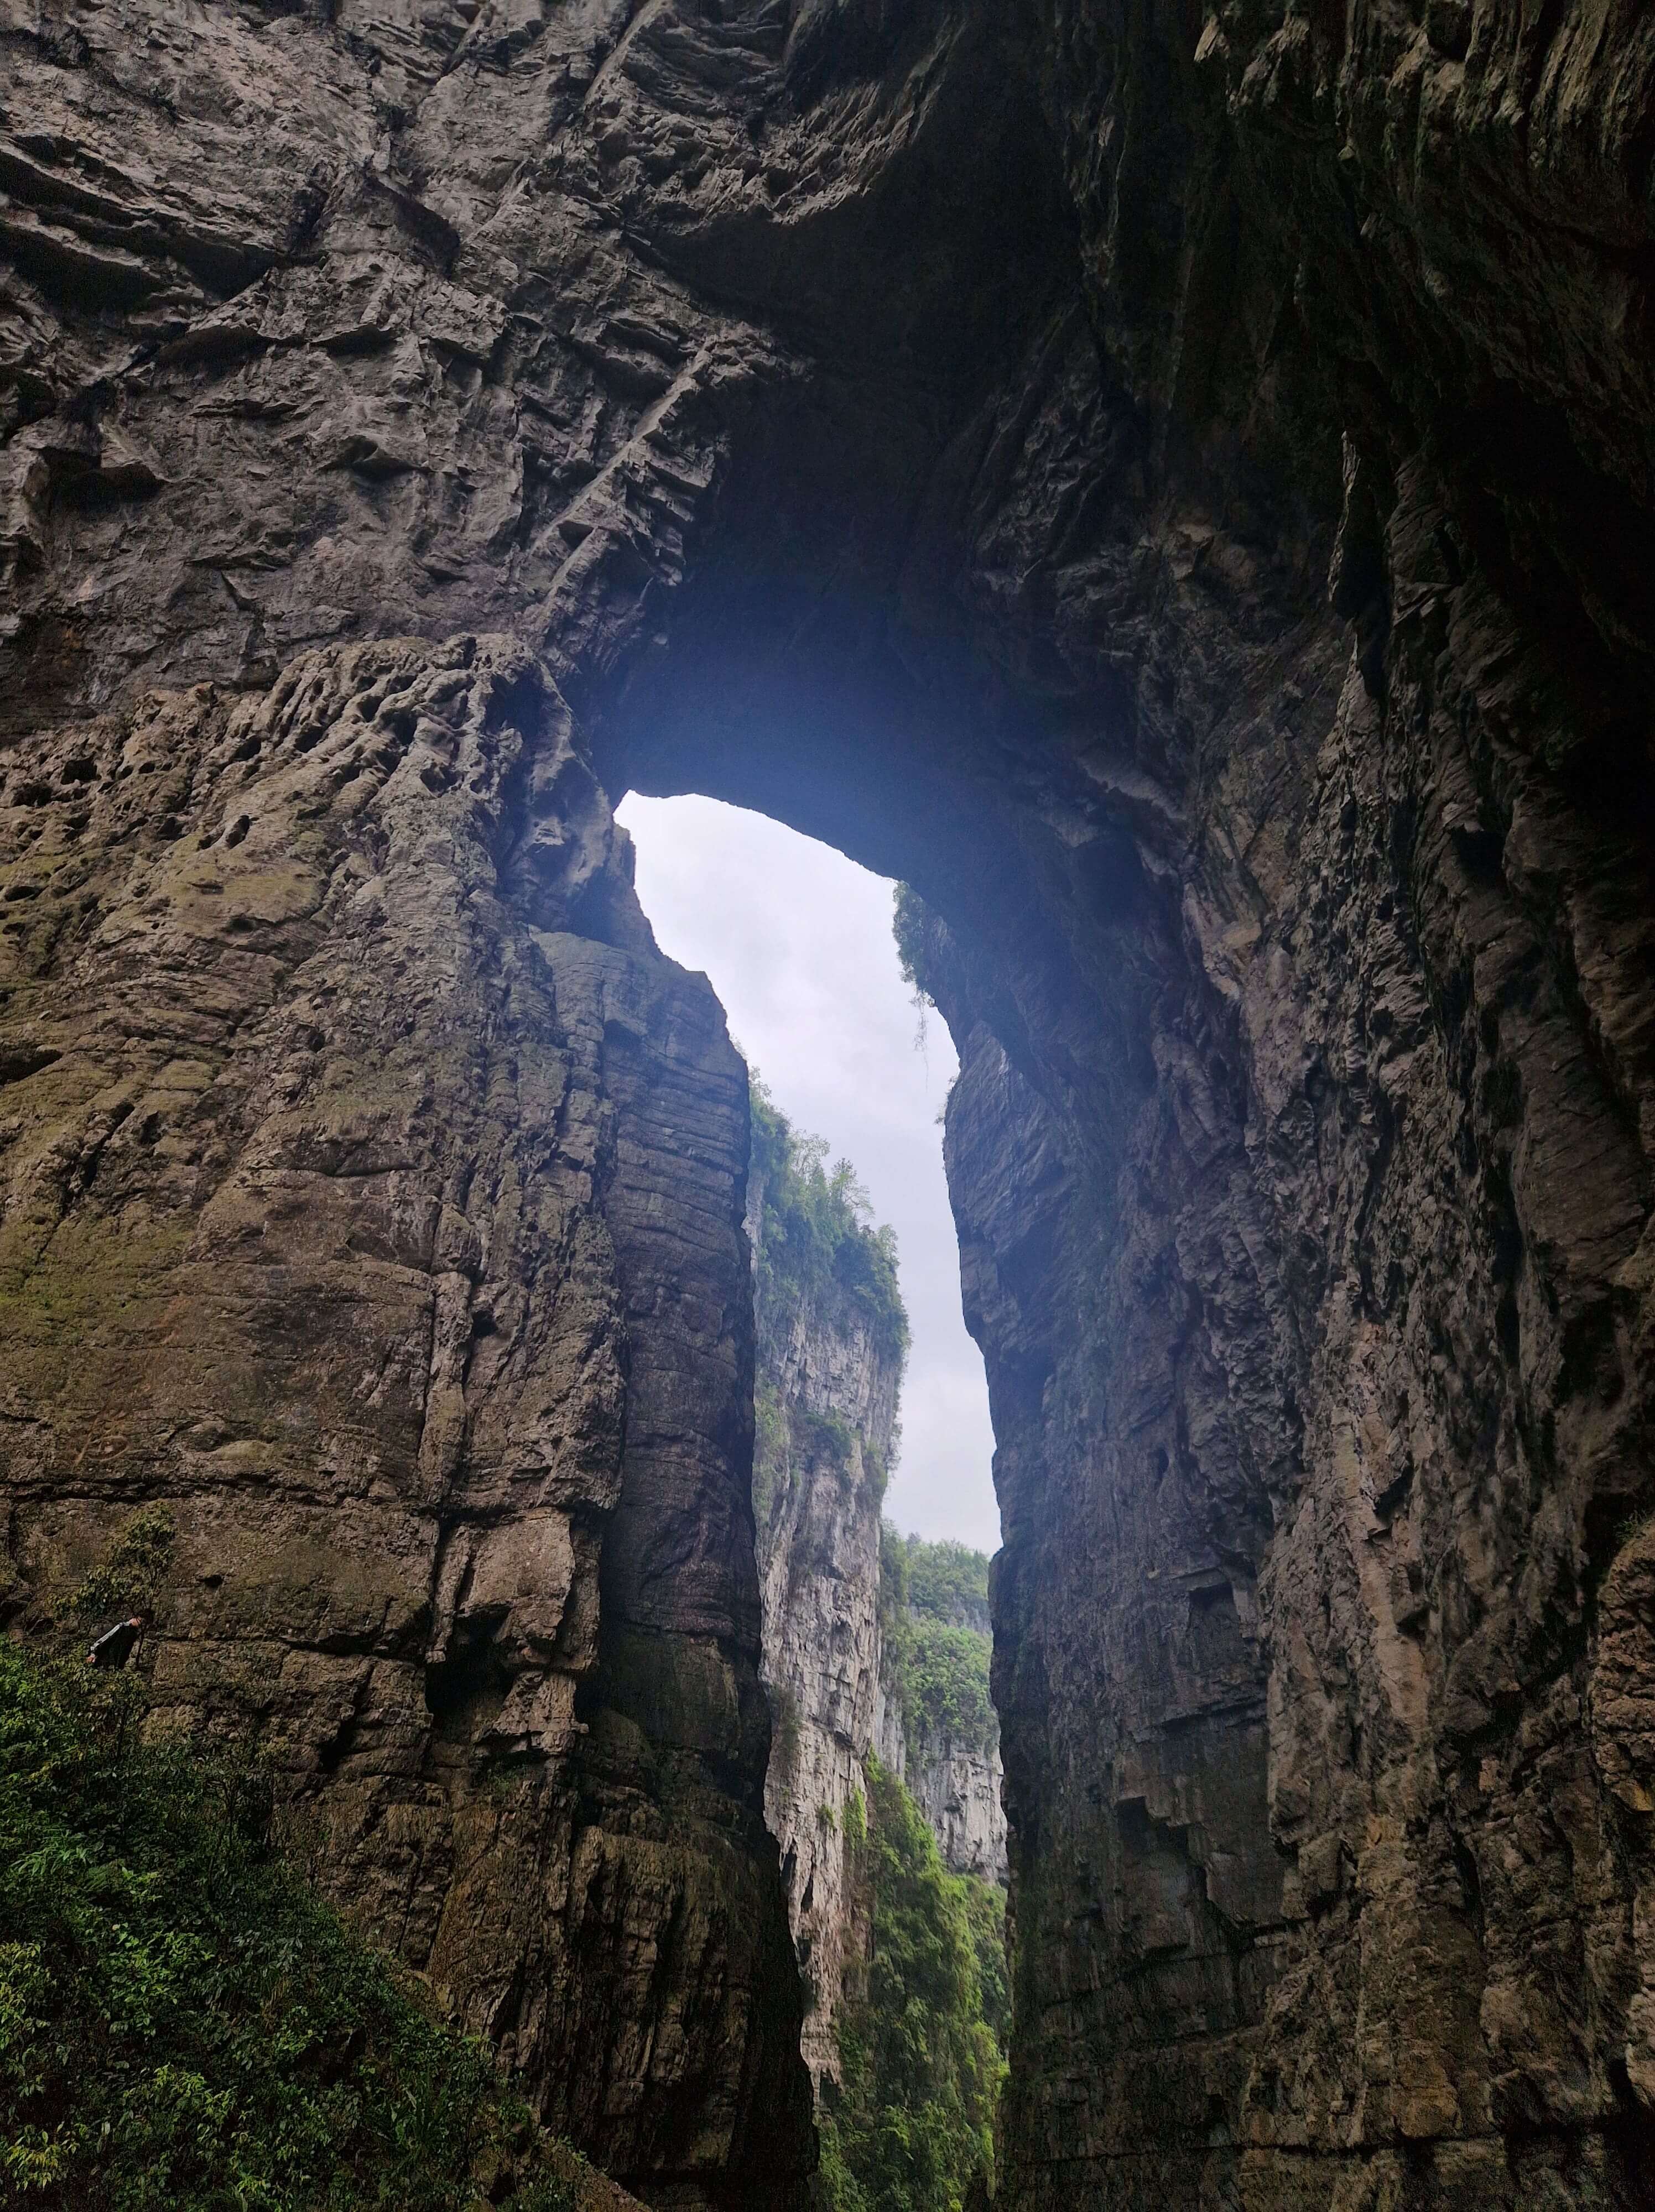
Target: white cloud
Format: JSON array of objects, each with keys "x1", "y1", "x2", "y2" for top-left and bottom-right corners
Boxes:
[{"x1": 617, "y1": 792, "x2": 1000, "y2": 1556}]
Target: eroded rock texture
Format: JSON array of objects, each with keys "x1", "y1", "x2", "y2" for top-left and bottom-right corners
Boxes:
[
  {"x1": 748, "y1": 1176, "x2": 899, "y2": 2092},
  {"x1": 3, "y1": 0, "x2": 1654, "y2": 2206},
  {"x1": 880, "y1": 1719, "x2": 1006, "y2": 1888},
  {"x1": 875, "y1": 1575, "x2": 1008, "y2": 1889},
  {"x1": 0, "y1": 632, "x2": 810, "y2": 2209}
]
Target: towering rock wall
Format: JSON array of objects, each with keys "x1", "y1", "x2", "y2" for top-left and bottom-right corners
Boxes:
[
  {"x1": 750, "y1": 1266, "x2": 895, "y2": 2093},
  {"x1": 3, "y1": 2, "x2": 1654, "y2": 2208},
  {"x1": 884, "y1": 11, "x2": 1655, "y2": 2208},
  {"x1": 0, "y1": 632, "x2": 813, "y2": 2209},
  {"x1": 748, "y1": 1103, "x2": 1008, "y2": 2088},
  {"x1": 746, "y1": 1103, "x2": 902, "y2": 2090}
]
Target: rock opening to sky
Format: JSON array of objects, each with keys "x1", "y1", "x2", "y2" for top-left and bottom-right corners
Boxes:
[{"x1": 618, "y1": 792, "x2": 998, "y2": 1554}]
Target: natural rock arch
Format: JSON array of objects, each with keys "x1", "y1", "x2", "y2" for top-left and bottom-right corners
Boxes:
[{"x1": 2, "y1": 2, "x2": 1653, "y2": 2207}]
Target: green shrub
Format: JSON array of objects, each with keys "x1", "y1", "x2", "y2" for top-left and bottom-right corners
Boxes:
[
  {"x1": 797, "y1": 1409, "x2": 856, "y2": 1478},
  {"x1": 844, "y1": 1787, "x2": 867, "y2": 1850},
  {"x1": 957, "y1": 1882, "x2": 1008, "y2": 2052},
  {"x1": 0, "y1": 1644, "x2": 588, "y2": 2211},
  {"x1": 862, "y1": 1444, "x2": 890, "y2": 1512},
  {"x1": 900, "y1": 1623, "x2": 995, "y2": 1760},
  {"x1": 891, "y1": 886, "x2": 941, "y2": 1013},
  {"x1": 753, "y1": 1383, "x2": 790, "y2": 1526},
  {"x1": 879, "y1": 1524, "x2": 912, "y2": 1619},
  {"x1": 769, "y1": 1684, "x2": 802, "y2": 1778},
  {"x1": 899, "y1": 1541, "x2": 988, "y2": 1630},
  {"x1": 878, "y1": 1530, "x2": 997, "y2": 1761},
  {"x1": 71, "y1": 1506, "x2": 176, "y2": 1622}
]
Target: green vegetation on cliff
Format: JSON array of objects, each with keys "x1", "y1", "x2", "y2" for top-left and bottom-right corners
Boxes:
[
  {"x1": 958, "y1": 1882, "x2": 1008, "y2": 2055},
  {"x1": 750, "y1": 1078, "x2": 908, "y2": 1371},
  {"x1": 819, "y1": 1762, "x2": 1004, "y2": 2212},
  {"x1": 879, "y1": 1528, "x2": 996, "y2": 1760},
  {"x1": 896, "y1": 1540, "x2": 989, "y2": 1631},
  {"x1": 891, "y1": 885, "x2": 943, "y2": 1017},
  {"x1": 0, "y1": 1646, "x2": 597, "y2": 2212}
]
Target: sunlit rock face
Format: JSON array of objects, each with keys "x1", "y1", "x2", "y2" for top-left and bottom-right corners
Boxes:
[
  {"x1": 875, "y1": 1564, "x2": 1008, "y2": 1887},
  {"x1": 4, "y1": 1, "x2": 1655, "y2": 2207},
  {"x1": 747, "y1": 1196, "x2": 899, "y2": 2092}
]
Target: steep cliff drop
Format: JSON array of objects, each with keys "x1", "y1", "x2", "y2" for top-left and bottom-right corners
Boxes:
[
  {"x1": 745, "y1": 1081, "x2": 1007, "y2": 2068},
  {"x1": 746, "y1": 1081, "x2": 1007, "y2": 2208},
  {"x1": 876, "y1": 1530, "x2": 1008, "y2": 1891},
  {"x1": 0, "y1": 643, "x2": 813, "y2": 2208},
  {"x1": 746, "y1": 1078, "x2": 904, "y2": 2092},
  {"x1": 3, "y1": 1, "x2": 1655, "y2": 2207}
]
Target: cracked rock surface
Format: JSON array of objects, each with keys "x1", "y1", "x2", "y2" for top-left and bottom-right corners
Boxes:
[
  {"x1": 3, "y1": 0, "x2": 1655, "y2": 2206},
  {"x1": 748, "y1": 1184, "x2": 899, "y2": 2096},
  {"x1": 0, "y1": 632, "x2": 810, "y2": 2209}
]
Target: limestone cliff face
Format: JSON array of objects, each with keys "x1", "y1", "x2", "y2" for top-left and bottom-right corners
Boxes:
[
  {"x1": 0, "y1": 633, "x2": 812, "y2": 2209},
  {"x1": 4, "y1": 1, "x2": 1655, "y2": 2206},
  {"x1": 876, "y1": 1565, "x2": 1008, "y2": 1888},
  {"x1": 749, "y1": 1118, "x2": 1008, "y2": 2076},
  {"x1": 748, "y1": 1158, "x2": 899, "y2": 2091},
  {"x1": 905, "y1": 1736, "x2": 1005, "y2": 1888}
]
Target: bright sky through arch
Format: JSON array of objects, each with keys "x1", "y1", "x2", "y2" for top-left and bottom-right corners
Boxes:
[{"x1": 616, "y1": 792, "x2": 1000, "y2": 1556}]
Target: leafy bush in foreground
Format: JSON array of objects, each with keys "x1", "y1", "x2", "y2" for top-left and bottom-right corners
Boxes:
[{"x1": 0, "y1": 1644, "x2": 587, "y2": 2211}]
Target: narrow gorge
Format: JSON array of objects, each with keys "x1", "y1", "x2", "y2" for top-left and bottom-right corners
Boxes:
[
  {"x1": 3, "y1": 2, "x2": 1654, "y2": 2209},
  {"x1": 746, "y1": 1079, "x2": 1005, "y2": 2085},
  {"x1": 745, "y1": 1077, "x2": 1007, "y2": 2208}
]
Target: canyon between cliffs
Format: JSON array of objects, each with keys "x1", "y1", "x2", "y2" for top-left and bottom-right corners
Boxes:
[{"x1": 3, "y1": 1, "x2": 1654, "y2": 2208}]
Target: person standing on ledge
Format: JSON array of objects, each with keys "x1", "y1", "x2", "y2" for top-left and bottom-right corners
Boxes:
[{"x1": 86, "y1": 1615, "x2": 147, "y2": 1670}]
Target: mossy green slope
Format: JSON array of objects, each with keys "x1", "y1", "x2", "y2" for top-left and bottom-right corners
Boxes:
[
  {"x1": 878, "y1": 1530, "x2": 996, "y2": 1763},
  {"x1": 750, "y1": 1080, "x2": 908, "y2": 1376},
  {"x1": 819, "y1": 1762, "x2": 1005, "y2": 2212},
  {"x1": 0, "y1": 1647, "x2": 623, "y2": 2212}
]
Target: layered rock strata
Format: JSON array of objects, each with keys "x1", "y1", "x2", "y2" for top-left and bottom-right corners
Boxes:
[
  {"x1": 3, "y1": 1, "x2": 1654, "y2": 2207},
  {"x1": 905, "y1": 1735, "x2": 1006, "y2": 1888},
  {"x1": 0, "y1": 633, "x2": 810, "y2": 2209},
  {"x1": 875, "y1": 1556, "x2": 1008, "y2": 1888},
  {"x1": 748, "y1": 1158, "x2": 901, "y2": 2091}
]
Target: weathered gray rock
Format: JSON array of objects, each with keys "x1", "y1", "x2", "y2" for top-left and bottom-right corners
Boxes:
[
  {"x1": 875, "y1": 1556, "x2": 1008, "y2": 1888},
  {"x1": 4, "y1": 0, "x2": 1655, "y2": 2205},
  {"x1": 750, "y1": 1138, "x2": 1009, "y2": 2084},
  {"x1": 901, "y1": 1724, "x2": 1007, "y2": 1890},
  {"x1": 748, "y1": 1172, "x2": 899, "y2": 2093}
]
